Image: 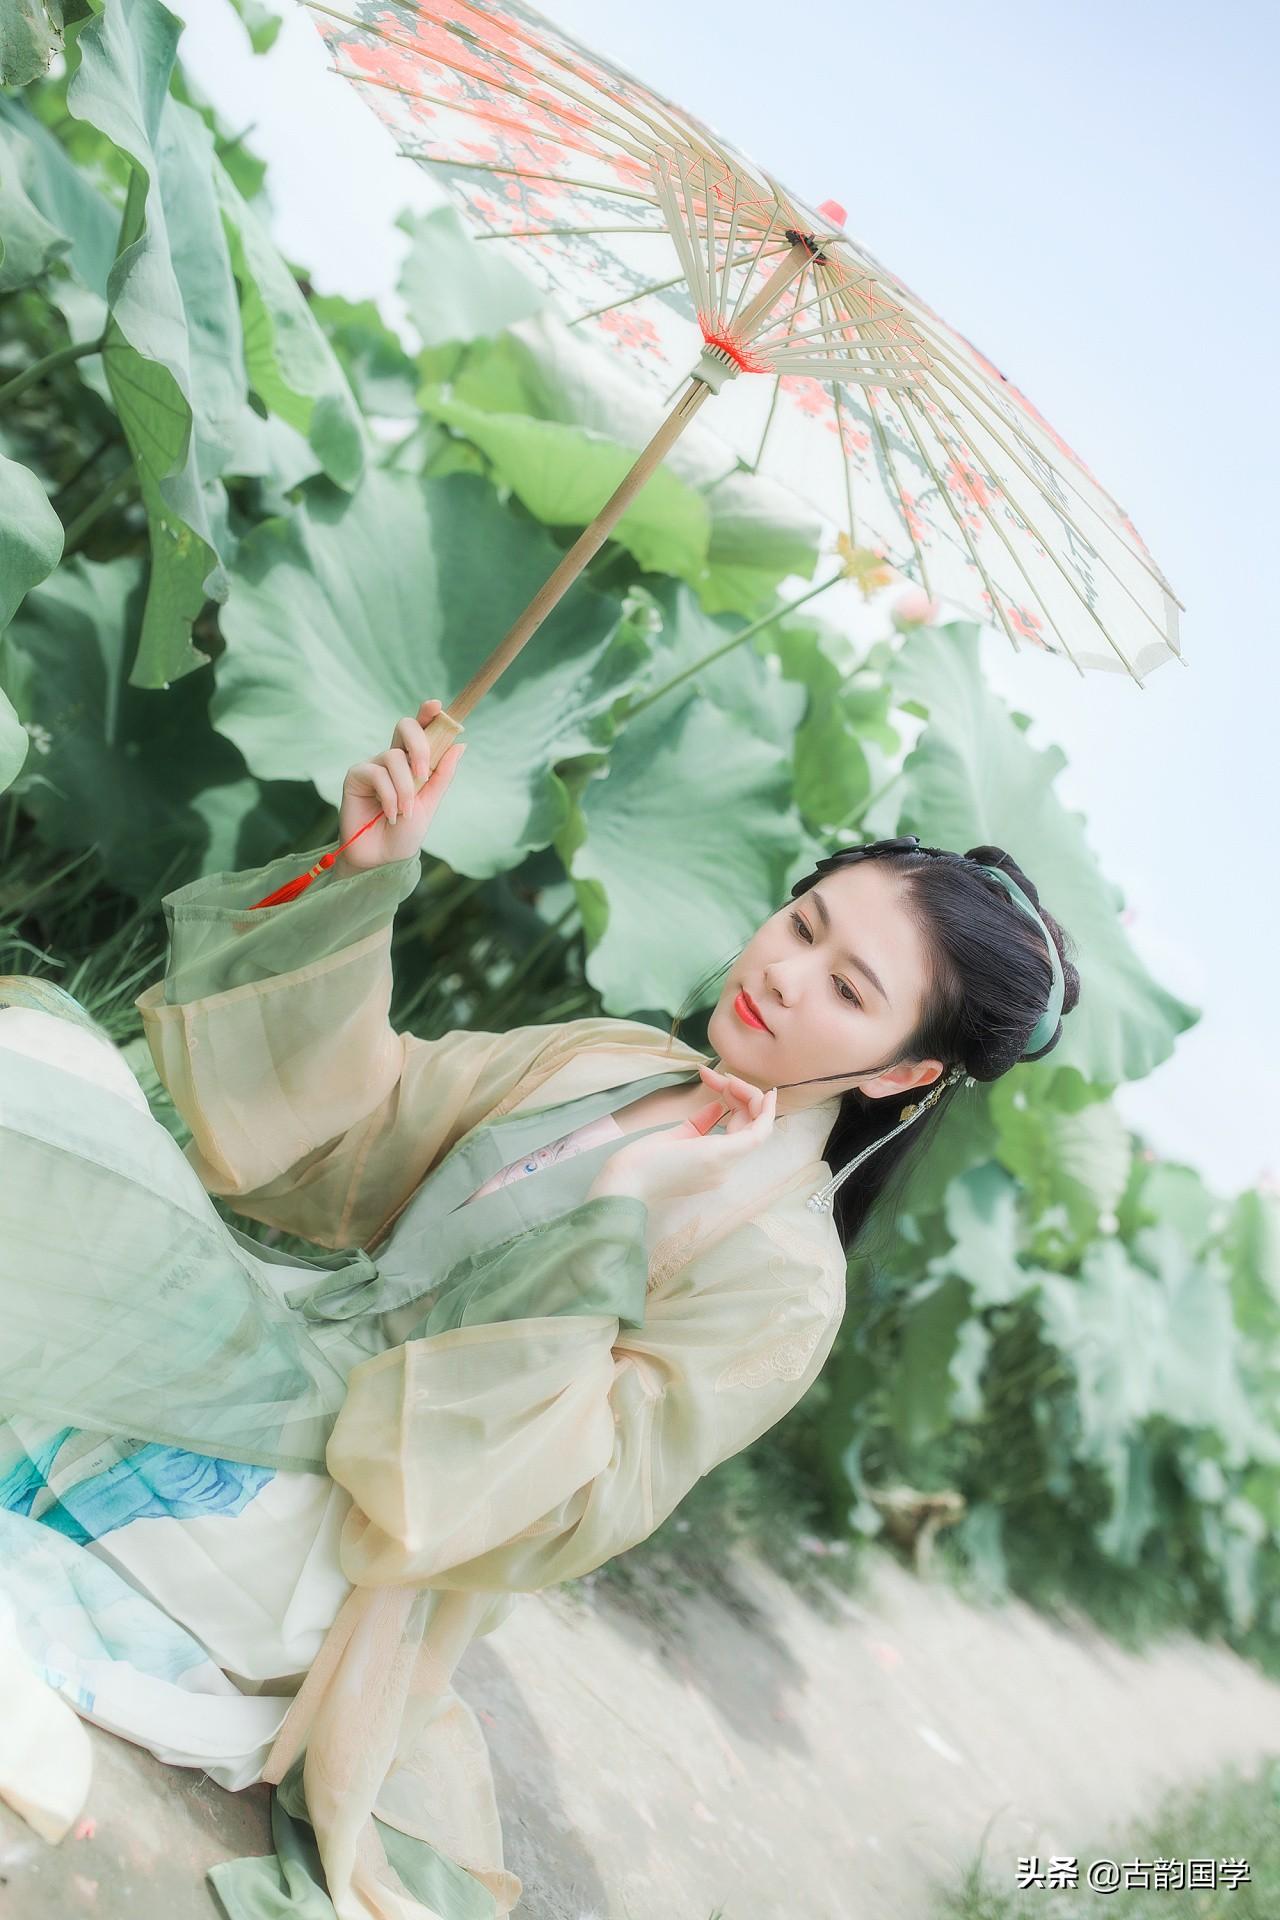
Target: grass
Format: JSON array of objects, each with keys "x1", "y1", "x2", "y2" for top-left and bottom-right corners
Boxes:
[{"x1": 930, "y1": 1756, "x2": 1280, "y2": 1919}]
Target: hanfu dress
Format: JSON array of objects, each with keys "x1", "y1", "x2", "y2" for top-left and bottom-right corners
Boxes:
[{"x1": 0, "y1": 841, "x2": 848, "y2": 1920}]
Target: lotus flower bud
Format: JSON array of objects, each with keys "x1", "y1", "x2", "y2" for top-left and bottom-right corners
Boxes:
[{"x1": 891, "y1": 587, "x2": 942, "y2": 628}]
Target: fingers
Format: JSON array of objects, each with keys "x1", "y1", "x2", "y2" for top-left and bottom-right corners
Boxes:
[
  {"x1": 726, "y1": 1086, "x2": 777, "y2": 1138},
  {"x1": 348, "y1": 760, "x2": 400, "y2": 824},
  {"x1": 714, "y1": 1084, "x2": 777, "y2": 1145},
  {"x1": 394, "y1": 703, "x2": 466, "y2": 801},
  {"x1": 433, "y1": 741, "x2": 467, "y2": 790},
  {"x1": 348, "y1": 705, "x2": 461, "y2": 836},
  {"x1": 698, "y1": 1064, "x2": 769, "y2": 1122},
  {"x1": 383, "y1": 746, "x2": 417, "y2": 819},
  {"x1": 394, "y1": 713, "x2": 435, "y2": 785}
]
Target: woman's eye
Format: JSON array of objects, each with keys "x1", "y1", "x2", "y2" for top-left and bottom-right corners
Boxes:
[{"x1": 789, "y1": 912, "x2": 861, "y2": 1008}]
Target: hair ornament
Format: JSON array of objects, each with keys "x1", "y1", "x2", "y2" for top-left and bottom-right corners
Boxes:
[
  {"x1": 806, "y1": 1062, "x2": 973, "y2": 1215},
  {"x1": 967, "y1": 861, "x2": 1065, "y2": 1057}
]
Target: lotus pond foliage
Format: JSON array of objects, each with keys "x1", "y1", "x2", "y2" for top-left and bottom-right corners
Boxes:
[{"x1": 2, "y1": 0, "x2": 1278, "y2": 1673}]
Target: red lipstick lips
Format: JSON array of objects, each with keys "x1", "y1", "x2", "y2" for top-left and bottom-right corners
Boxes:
[{"x1": 735, "y1": 988, "x2": 771, "y2": 1033}]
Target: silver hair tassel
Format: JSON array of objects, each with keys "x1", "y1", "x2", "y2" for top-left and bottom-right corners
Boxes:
[{"x1": 806, "y1": 1065, "x2": 974, "y2": 1214}]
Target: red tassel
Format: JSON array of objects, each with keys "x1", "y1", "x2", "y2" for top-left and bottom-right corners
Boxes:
[
  {"x1": 247, "y1": 807, "x2": 386, "y2": 910},
  {"x1": 249, "y1": 858, "x2": 334, "y2": 909}
]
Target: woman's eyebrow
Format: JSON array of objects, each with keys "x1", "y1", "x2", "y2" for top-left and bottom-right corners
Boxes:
[{"x1": 810, "y1": 888, "x2": 891, "y2": 1006}]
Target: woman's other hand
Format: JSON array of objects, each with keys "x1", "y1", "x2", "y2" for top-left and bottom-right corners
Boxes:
[
  {"x1": 336, "y1": 699, "x2": 467, "y2": 873},
  {"x1": 587, "y1": 1065, "x2": 777, "y2": 1209}
]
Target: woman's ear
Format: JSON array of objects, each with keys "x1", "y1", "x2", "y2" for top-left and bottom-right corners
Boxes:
[{"x1": 858, "y1": 1058, "x2": 946, "y2": 1102}]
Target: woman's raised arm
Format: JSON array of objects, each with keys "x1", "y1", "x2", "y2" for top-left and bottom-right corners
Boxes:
[{"x1": 133, "y1": 704, "x2": 566, "y2": 1249}]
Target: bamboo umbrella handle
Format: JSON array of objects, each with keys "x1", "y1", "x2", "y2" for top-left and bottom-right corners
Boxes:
[
  {"x1": 419, "y1": 373, "x2": 716, "y2": 772},
  {"x1": 248, "y1": 376, "x2": 715, "y2": 904}
]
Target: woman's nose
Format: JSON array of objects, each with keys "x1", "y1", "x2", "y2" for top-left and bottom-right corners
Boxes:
[{"x1": 760, "y1": 972, "x2": 789, "y2": 1012}]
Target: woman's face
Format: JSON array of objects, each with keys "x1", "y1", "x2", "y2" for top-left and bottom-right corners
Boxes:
[{"x1": 706, "y1": 861, "x2": 947, "y2": 1113}]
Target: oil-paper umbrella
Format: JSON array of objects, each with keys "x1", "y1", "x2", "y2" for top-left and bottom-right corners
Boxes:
[{"x1": 250, "y1": 0, "x2": 1184, "y2": 907}]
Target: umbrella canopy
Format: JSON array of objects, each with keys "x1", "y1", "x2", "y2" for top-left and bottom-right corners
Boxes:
[{"x1": 303, "y1": 0, "x2": 1184, "y2": 687}]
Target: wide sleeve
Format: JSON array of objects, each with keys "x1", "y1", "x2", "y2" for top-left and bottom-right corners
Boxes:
[
  {"x1": 325, "y1": 1203, "x2": 847, "y2": 1592},
  {"x1": 133, "y1": 842, "x2": 575, "y2": 1251}
]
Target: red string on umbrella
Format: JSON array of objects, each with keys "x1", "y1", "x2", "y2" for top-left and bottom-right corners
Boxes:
[{"x1": 248, "y1": 807, "x2": 388, "y2": 909}]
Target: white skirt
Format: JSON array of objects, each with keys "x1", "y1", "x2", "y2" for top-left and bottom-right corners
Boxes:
[{"x1": 0, "y1": 1007, "x2": 352, "y2": 1792}]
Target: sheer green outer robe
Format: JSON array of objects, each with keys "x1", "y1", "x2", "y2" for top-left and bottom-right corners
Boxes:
[{"x1": 0, "y1": 841, "x2": 848, "y2": 1920}]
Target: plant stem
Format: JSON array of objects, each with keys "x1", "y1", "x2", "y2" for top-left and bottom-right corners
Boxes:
[
  {"x1": 584, "y1": 543, "x2": 632, "y2": 594},
  {"x1": 0, "y1": 334, "x2": 106, "y2": 409},
  {"x1": 62, "y1": 465, "x2": 138, "y2": 552},
  {"x1": 0, "y1": 792, "x2": 18, "y2": 867},
  {"x1": 416, "y1": 873, "x2": 488, "y2": 948},
  {"x1": 468, "y1": 899, "x2": 578, "y2": 1030},
  {"x1": 377, "y1": 419, "x2": 425, "y2": 470},
  {"x1": 51, "y1": 431, "x2": 115, "y2": 509},
  {"x1": 834, "y1": 765, "x2": 906, "y2": 834},
  {"x1": 621, "y1": 570, "x2": 843, "y2": 720}
]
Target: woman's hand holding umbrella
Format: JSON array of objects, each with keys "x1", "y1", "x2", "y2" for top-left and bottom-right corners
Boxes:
[{"x1": 335, "y1": 699, "x2": 468, "y2": 873}]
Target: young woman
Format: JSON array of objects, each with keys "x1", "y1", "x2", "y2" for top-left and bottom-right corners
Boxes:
[{"x1": 0, "y1": 698, "x2": 1078, "y2": 1920}]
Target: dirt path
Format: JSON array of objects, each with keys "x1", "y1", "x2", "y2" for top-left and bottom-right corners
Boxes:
[{"x1": 4, "y1": 1545, "x2": 1278, "y2": 1918}]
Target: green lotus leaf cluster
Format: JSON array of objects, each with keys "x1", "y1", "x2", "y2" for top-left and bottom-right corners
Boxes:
[{"x1": 1, "y1": 0, "x2": 1274, "y2": 1663}]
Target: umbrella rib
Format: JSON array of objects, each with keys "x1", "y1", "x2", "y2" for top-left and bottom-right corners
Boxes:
[
  {"x1": 381, "y1": 0, "x2": 741, "y2": 166},
  {"x1": 673, "y1": 149, "x2": 711, "y2": 313},
  {"x1": 864, "y1": 394, "x2": 932, "y2": 591},
  {"x1": 895, "y1": 394, "x2": 1031, "y2": 663},
  {"x1": 753, "y1": 269, "x2": 906, "y2": 344},
  {"x1": 918, "y1": 332, "x2": 1185, "y2": 620},
  {"x1": 875, "y1": 401, "x2": 932, "y2": 594},
  {"x1": 788, "y1": 259, "x2": 813, "y2": 354},
  {"x1": 680, "y1": 148, "x2": 728, "y2": 318},
  {"x1": 315, "y1": 13, "x2": 657, "y2": 161},
  {"x1": 876, "y1": 307, "x2": 1183, "y2": 627},
  {"x1": 728, "y1": 200, "x2": 784, "y2": 331},
  {"x1": 925, "y1": 384, "x2": 1164, "y2": 672},
  {"x1": 758, "y1": 303, "x2": 915, "y2": 355},
  {"x1": 651, "y1": 157, "x2": 710, "y2": 312},
  {"x1": 913, "y1": 347, "x2": 1186, "y2": 620},
  {"x1": 311, "y1": 3, "x2": 1178, "y2": 688},
  {"x1": 833, "y1": 399, "x2": 858, "y2": 553},
  {"x1": 568, "y1": 273, "x2": 686, "y2": 322},
  {"x1": 924, "y1": 409, "x2": 1092, "y2": 676},
  {"x1": 750, "y1": 374, "x2": 783, "y2": 474},
  {"x1": 747, "y1": 261, "x2": 814, "y2": 383},
  {"x1": 825, "y1": 342, "x2": 859, "y2": 551},
  {"x1": 907, "y1": 392, "x2": 1141, "y2": 683},
  {"x1": 324, "y1": 61, "x2": 648, "y2": 169},
  {"x1": 400, "y1": 154, "x2": 660, "y2": 203},
  {"x1": 762, "y1": 355, "x2": 914, "y2": 384},
  {"x1": 311, "y1": 0, "x2": 694, "y2": 165},
  {"x1": 703, "y1": 157, "x2": 716, "y2": 311},
  {"x1": 471, "y1": 224, "x2": 670, "y2": 238},
  {"x1": 823, "y1": 280, "x2": 933, "y2": 589},
  {"x1": 893, "y1": 300, "x2": 1184, "y2": 601},
  {"x1": 718, "y1": 193, "x2": 743, "y2": 316},
  {"x1": 564, "y1": 243, "x2": 792, "y2": 328},
  {"x1": 404, "y1": 0, "x2": 756, "y2": 172}
]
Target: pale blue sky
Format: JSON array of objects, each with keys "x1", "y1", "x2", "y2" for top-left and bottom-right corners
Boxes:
[{"x1": 176, "y1": 0, "x2": 1279, "y2": 1199}]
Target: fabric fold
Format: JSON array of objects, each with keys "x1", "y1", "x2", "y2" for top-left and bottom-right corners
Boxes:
[{"x1": 0, "y1": 836, "x2": 848, "y2": 1920}]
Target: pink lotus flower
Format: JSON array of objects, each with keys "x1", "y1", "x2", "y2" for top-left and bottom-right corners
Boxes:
[{"x1": 891, "y1": 587, "x2": 942, "y2": 628}]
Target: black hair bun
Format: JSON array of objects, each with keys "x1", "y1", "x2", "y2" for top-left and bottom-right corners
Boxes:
[
  {"x1": 964, "y1": 844, "x2": 1080, "y2": 1051},
  {"x1": 964, "y1": 844, "x2": 1043, "y2": 909}
]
